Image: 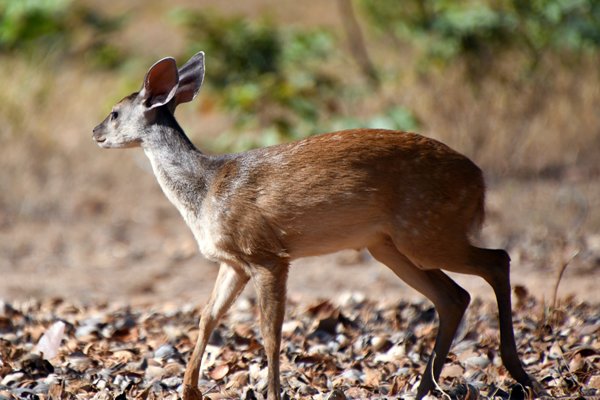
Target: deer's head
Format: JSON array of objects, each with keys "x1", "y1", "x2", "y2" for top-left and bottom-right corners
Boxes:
[{"x1": 93, "y1": 51, "x2": 205, "y2": 148}]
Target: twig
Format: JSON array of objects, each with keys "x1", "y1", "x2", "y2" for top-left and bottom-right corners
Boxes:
[
  {"x1": 551, "y1": 250, "x2": 579, "y2": 311},
  {"x1": 429, "y1": 352, "x2": 451, "y2": 400}
]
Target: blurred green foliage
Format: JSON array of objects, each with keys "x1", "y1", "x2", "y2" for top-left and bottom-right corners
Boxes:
[
  {"x1": 0, "y1": 0, "x2": 125, "y2": 68},
  {"x1": 172, "y1": 9, "x2": 418, "y2": 151},
  {"x1": 172, "y1": 9, "x2": 338, "y2": 150},
  {"x1": 360, "y1": 0, "x2": 600, "y2": 72},
  {"x1": 330, "y1": 105, "x2": 420, "y2": 133}
]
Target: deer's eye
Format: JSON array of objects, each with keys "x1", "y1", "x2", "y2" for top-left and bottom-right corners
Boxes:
[{"x1": 110, "y1": 111, "x2": 119, "y2": 121}]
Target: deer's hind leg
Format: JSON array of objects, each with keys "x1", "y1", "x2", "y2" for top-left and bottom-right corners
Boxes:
[
  {"x1": 415, "y1": 244, "x2": 538, "y2": 392},
  {"x1": 368, "y1": 237, "x2": 470, "y2": 399},
  {"x1": 393, "y1": 234, "x2": 541, "y2": 396},
  {"x1": 465, "y1": 247, "x2": 540, "y2": 392}
]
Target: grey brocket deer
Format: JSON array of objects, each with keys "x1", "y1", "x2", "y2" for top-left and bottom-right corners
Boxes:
[{"x1": 92, "y1": 51, "x2": 542, "y2": 399}]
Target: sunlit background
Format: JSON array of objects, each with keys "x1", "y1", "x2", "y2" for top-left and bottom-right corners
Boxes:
[{"x1": 1, "y1": 0, "x2": 599, "y2": 305}]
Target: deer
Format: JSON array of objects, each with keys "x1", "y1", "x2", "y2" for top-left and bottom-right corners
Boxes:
[{"x1": 92, "y1": 51, "x2": 541, "y2": 400}]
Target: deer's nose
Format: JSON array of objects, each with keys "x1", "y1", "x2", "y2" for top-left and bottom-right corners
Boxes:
[{"x1": 92, "y1": 125, "x2": 106, "y2": 142}]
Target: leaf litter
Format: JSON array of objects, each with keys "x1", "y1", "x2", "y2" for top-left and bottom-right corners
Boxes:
[{"x1": 0, "y1": 291, "x2": 598, "y2": 399}]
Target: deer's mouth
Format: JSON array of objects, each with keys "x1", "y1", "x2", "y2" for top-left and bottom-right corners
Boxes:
[
  {"x1": 93, "y1": 136, "x2": 114, "y2": 149},
  {"x1": 94, "y1": 137, "x2": 142, "y2": 149}
]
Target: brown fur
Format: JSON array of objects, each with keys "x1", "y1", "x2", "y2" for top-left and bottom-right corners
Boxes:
[{"x1": 205, "y1": 130, "x2": 485, "y2": 267}]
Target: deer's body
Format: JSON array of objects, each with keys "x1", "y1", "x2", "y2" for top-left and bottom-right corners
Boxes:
[
  {"x1": 147, "y1": 125, "x2": 484, "y2": 268},
  {"x1": 93, "y1": 52, "x2": 541, "y2": 400}
]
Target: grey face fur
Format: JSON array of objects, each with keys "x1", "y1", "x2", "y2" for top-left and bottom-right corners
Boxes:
[
  {"x1": 92, "y1": 52, "x2": 205, "y2": 148},
  {"x1": 92, "y1": 92, "x2": 145, "y2": 148}
]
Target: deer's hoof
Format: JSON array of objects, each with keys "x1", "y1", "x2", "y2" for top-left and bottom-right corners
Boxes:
[{"x1": 183, "y1": 384, "x2": 203, "y2": 400}]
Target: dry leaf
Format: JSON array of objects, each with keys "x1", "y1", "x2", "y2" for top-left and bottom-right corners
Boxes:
[
  {"x1": 362, "y1": 367, "x2": 381, "y2": 387},
  {"x1": 588, "y1": 375, "x2": 600, "y2": 390},
  {"x1": 35, "y1": 321, "x2": 65, "y2": 360},
  {"x1": 48, "y1": 381, "x2": 63, "y2": 400},
  {"x1": 0, "y1": 296, "x2": 596, "y2": 399},
  {"x1": 441, "y1": 363, "x2": 464, "y2": 379},
  {"x1": 208, "y1": 364, "x2": 229, "y2": 380}
]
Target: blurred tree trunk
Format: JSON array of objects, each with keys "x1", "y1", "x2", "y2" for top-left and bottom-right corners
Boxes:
[{"x1": 337, "y1": 0, "x2": 380, "y2": 89}]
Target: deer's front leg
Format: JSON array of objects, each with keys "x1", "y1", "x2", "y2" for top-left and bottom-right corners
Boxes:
[
  {"x1": 183, "y1": 262, "x2": 249, "y2": 400},
  {"x1": 251, "y1": 263, "x2": 289, "y2": 400}
]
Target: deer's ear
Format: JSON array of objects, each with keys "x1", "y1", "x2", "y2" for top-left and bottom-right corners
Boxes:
[
  {"x1": 175, "y1": 51, "x2": 205, "y2": 106},
  {"x1": 141, "y1": 57, "x2": 179, "y2": 109}
]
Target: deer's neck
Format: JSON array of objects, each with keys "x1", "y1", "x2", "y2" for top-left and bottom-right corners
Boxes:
[{"x1": 142, "y1": 114, "x2": 214, "y2": 221}]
